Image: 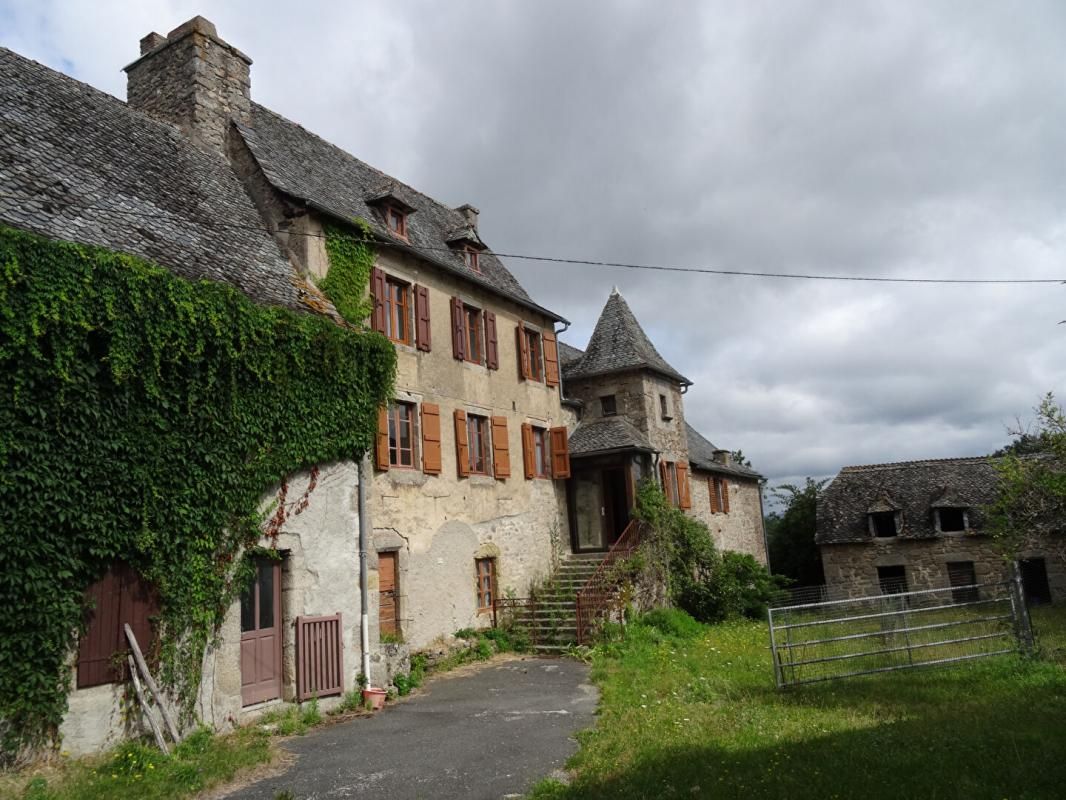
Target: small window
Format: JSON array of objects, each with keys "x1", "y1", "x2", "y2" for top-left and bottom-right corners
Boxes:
[
  {"x1": 464, "y1": 305, "x2": 483, "y2": 364},
  {"x1": 476, "y1": 557, "x2": 496, "y2": 611},
  {"x1": 467, "y1": 413, "x2": 491, "y2": 475},
  {"x1": 463, "y1": 246, "x2": 480, "y2": 273},
  {"x1": 533, "y1": 426, "x2": 551, "y2": 478},
  {"x1": 869, "y1": 511, "x2": 899, "y2": 538},
  {"x1": 667, "y1": 463, "x2": 679, "y2": 506},
  {"x1": 712, "y1": 476, "x2": 728, "y2": 514},
  {"x1": 937, "y1": 507, "x2": 967, "y2": 533},
  {"x1": 947, "y1": 561, "x2": 978, "y2": 603},
  {"x1": 600, "y1": 395, "x2": 617, "y2": 417},
  {"x1": 387, "y1": 401, "x2": 418, "y2": 468},
  {"x1": 877, "y1": 565, "x2": 908, "y2": 595},
  {"x1": 384, "y1": 204, "x2": 408, "y2": 239},
  {"x1": 523, "y1": 328, "x2": 543, "y2": 382},
  {"x1": 383, "y1": 277, "x2": 410, "y2": 345},
  {"x1": 660, "y1": 394, "x2": 671, "y2": 420}
]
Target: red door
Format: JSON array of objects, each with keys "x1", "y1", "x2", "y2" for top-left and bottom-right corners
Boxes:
[
  {"x1": 379, "y1": 551, "x2": 399, "y2": 637},
  {"x1": 241, "y1": 559, "x2": 282, "y2": 706}
]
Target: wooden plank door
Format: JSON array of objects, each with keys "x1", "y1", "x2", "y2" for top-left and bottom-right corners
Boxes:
[
  {"x1": 240, "y1": 559, "x2": 282, "y2": 706},
  {"x1": 379, "y1": 551, "x2": 399, "y2": 636}
]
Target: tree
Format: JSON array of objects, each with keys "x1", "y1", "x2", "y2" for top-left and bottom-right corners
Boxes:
[
  {"x1": 988, "y1": 393, "x2": 1066, "y2": 561},
  {"x1": 766, "y1": 478, "x2": 828, "y2": 586},
  {"x1": 730, "y1": 449, "x2": 753, "y2": 468}
]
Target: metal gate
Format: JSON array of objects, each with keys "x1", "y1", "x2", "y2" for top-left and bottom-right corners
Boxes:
[{"x1": 768, "y1": 572, "x2": 1034, "y2": 688}]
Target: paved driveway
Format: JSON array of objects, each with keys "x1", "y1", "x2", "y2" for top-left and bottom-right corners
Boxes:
[{"x1": 224, "y1": 657, "x2": 597, "y2": 800}]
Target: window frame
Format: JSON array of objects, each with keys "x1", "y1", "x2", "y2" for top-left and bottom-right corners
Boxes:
[
  {"x1": 877, "y1": 565, "x2": 908, "y2": 595},
  {"x1": 383, "y1": 203, "x2": 408, "y2": 239},
  {"x1": 532, "y1": 426, "x2": 551, "y2": 478},
  {"x1": 387, "y1": 400, "x2": 419, "y2": 469},
  {"x1": 869, "y1": 511, "x2": 901, "y2": 538},
  {"x1": 600, "y1": 395, "x2": 617, "y2": 417},
  {"x1": 523, "y1": 327, "x2": 544, "y2": 382},
  {"x1": 462, "y1": 246, "x2": 481, "y2": 273},
  {"x1": 383, "y1": 276, "x2": 411, "y2": 345},
  {"x1": 712, "y1": 476, "x2": 727, "y2": 513},
  {"x1": 936, "y1": 507, "x2": 968, "y2": 534},
  {"x1": 466, "y1": 413, "x2": 492, "y2": 475},
  {"x1": 463, "y1": 304, "x2": 484, "y2": 365},
  {"x1": 659, "y1": 393, "x2": 671, "y2": 421},
  {"x1": 476, "y1": 557, "x2": 496, "y2": 612}
]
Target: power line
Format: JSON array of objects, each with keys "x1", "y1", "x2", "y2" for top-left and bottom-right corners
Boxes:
[{"x1": 1, "y1": 190, "x2": 1062, "y2": 286}]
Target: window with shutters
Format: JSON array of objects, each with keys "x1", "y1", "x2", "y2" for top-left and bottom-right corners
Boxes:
[
  {"x1": 462, "y1": 246, "x2": 480, "y2": 273},
  {"x1": 387, "y1": 401, "x2": 418, "y2": 468},
  {"x1": 464, "y1": 305, "x2": 484, "y2": 364},
  {"x1": 661, "y1": 461, "x2": 679, "y2": 506},
  {"x1": 467, "y1": 414, "x2": 492, "y2": 475},
  {"x1": 383, "y1": 277, "x2": 411, "y2": 345},
  {"x1": 522, "y1": 328, "x2": 543, "y2": 382},
  {"x1": 77, "y1": 564, "x2": 159, "y2": 689},
  {"x1": 532, "y1": 426, "x2": 550, "y2": 478},
  {"x1": 600, "y1": 395, "x2": 617, "y2": 416},
  {"x1": 711, "y1": 476, "x2": 729, "y2": 514},
  {"x1": 476, "y1": 557, "x2": 496, "y2": 612},
  {"x1": 383, "y1": 204, "x2": 408, "y2": 239}
]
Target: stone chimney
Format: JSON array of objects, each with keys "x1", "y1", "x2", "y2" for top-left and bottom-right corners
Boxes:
[
  {"x1": 124, "y1": 16, "x2": 252, "y2": 153},
  {"x1": 455, "y1": 204, "x2": 480, "y2": 231},
  {"x1": 713, "y1": 449, "x2": 733, "y2": 467}
]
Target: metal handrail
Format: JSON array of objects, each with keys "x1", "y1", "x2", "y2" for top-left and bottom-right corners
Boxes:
[{"x1": 575, "y1": 519, "x2": 647, "y2": 644}]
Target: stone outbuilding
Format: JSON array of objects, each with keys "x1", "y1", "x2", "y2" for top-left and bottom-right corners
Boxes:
[{"x1": 817, "y1": 456, "x2": 1064, "y2": 604}]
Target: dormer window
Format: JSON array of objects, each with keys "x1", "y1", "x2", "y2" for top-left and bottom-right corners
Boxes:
[
  {"x1": 384, "y1": 204, "x2": 408, "y2": 239},
  {"x1": 462, "y1": 246, "x2": 480, "y2": 273},
  {"x1": 936, "y1": 507, "x2": 968, "y2": 533},
  {"x1": 869, "y1": 510, "x2": 901, "y2": 538}
]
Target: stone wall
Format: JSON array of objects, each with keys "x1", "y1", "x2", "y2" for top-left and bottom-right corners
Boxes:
[
  {"x1": 688, "y1": 469, "x2": 767, "y2": 563},
  {"x1": 821, "y1": 536, "x2": 1066, "y2": 601}
]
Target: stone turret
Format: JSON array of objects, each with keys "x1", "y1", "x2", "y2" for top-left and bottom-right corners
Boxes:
[{"x1": 124, "y1": 16, "x2": 252, "y2": 153}]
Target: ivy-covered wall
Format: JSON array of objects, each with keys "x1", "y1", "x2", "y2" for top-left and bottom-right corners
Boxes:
[{"x1": 0, "y1": 225, "x2": 395, "y2": 760}]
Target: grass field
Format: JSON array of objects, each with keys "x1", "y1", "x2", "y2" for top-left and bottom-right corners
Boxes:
[{"x1": 530, "y1": 606, "x2": 1066, "y2": 800}]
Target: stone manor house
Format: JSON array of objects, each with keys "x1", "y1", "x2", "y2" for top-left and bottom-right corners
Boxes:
[{"x1": 0, "y1": 17, "x2": 767, "y2": 755}]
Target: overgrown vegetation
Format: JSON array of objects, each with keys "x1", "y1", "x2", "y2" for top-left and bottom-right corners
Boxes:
[
  {"x1": 0, "y1": 226, "x2": 395, "y2": 760},
  {"x1": 320, "y1": 221, "x2": 375, "y2": 326},
  {"x1": 632, "y1": 481, "x2": 783, "y2": 622},
  {"x1": 530, "y1": 607, "x2": 1066, "y2": 800},
  {"x1": 764, "y1": 478, "x2": 827, "y2": 586},
  {"x1": 3, "y1": 726, "x2": 272, "y2": 800}
]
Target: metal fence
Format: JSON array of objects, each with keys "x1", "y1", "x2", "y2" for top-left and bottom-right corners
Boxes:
[{"x1": 768, "y1": 575, "x2": 1035, "y2": 688}]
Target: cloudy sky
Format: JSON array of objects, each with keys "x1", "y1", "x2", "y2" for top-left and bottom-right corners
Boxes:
[{"x1": 5, "y1": 0, "x2": 1066, "y2": 493}]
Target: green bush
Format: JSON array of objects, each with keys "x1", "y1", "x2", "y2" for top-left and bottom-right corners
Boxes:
[{"x1": 639, "y1": 608, "x2": 704, "y2": 639}]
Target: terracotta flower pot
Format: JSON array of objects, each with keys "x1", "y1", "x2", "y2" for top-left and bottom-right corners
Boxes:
[{"x1": 362, "y1": 687, "x2": 387, "y2": 710}]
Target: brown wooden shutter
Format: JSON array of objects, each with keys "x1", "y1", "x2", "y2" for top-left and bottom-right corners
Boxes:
[
  {"x1": 421, "y1": 403, "x2": 442, "y2": 474},
  {"x1": 677, "y1": 463, "x2": 692, "y2": 509},
  {"x1": 542, "y1": 329, "x2": 560, "y2": 387},
  {"x1": 375, "y1": 406, "x2": 390, "y2": 471},
  {"x1": 491, "y1": 416, "x2": 510, "y2": 479},
  {"x1": 415, "y1": 285, "x2": 431, "y2": 352},
  {"x1": 370, "y1": 267, "x2": 386, "y2": 333},
  {"x1": 77, "y1": 565, "x2": 159, "y2": 689},
  {"x1": 484, "y1": 311, "x2": 499, "y2": 370},
  {"x1": 709, "y1": 476, "x2": 719, "y2": 513},
  {"x1": 516, "y1": 325, "x2": 531, "y2": 380},
  {"x1": 450, "y1": 297, "x2": 466, "y2": 361},
  {"x1": 521, "y1": 423, "x2": 535, "y2": 479},
  {"x1": 550, "y1": 426, "x2": 570, "y2": 478},
  {"x1": 722, "y1": 478, "x2": 730, "y2": 513},
  {"x1": 659, "y1": 461, "x2": 671, "y2": 505},
  {"x1": 454, "y1": 409, "x2": 470, "y2": 477}
]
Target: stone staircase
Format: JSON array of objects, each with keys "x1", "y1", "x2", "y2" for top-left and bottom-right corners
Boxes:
[{"x1": 516, "y1": 553, "x2": 603, "y2": 654}]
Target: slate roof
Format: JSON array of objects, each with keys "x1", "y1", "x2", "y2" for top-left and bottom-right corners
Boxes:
[
  {"x1": 236, "y1": 105, "x2": 566, "y2": 323},
  {"x1": 0, "y1": 48, "x2": 308, "y2": 312},
  {"x1": 685, "y1": 422, "x2": 763, "y2": 480},
  {"x1": 562, "y1": 290, "x2": 689, "y2": 384},
  {"x1": 817, "y1": 456, "x2": 1003, "y2": 545},
  {"x1": 568, "y1": 416, "x2": 654, "y2": 457},
  {"x1": 557, "y1": 341, "x2": 585, "y2": 369}
]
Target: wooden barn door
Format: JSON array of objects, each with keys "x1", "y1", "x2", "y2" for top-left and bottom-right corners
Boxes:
[
  {"x1": 379, "y1": 551, "x2": 399, "y2": 637},
  {"x1": 240, "y1": 559, "x2": 282, "y2": 706}
]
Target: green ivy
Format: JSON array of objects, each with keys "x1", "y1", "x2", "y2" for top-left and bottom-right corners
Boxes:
[
  {"x1": 0, "y1": 225, "x2": 395, "y2": 760},
  {"x1": 320, "y1": 220, "x2": 375, "y2": 326}
]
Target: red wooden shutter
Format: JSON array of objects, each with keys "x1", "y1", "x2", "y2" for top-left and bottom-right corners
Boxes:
[
  {"x1": 421, "y1": 403, "x2": 442, "y2": 474},
  {"x1": 677, "y1": 463, "x2": 692, "y2": 509},
  {"x1": 491, "y1": 416, "x2": 510, "y2": 479},
  {"x1": 722, "y1": 478, "x2": 730, "y2": 513},
  {"x1": 521, "y1": 423, "x2": 535, "y2": 479},
  {"x1": 709, "y1": 476, "x2": 719, "y2": 513},
  {"x1": 485, "y1": 312, "x2": 499, "y2": 370},
  {"x1": 516, "y1": 326, "x2": 531, "y2": 380},
  {"x1": 659, "y1": 461, "x2": 671, "y2": 505},
  {"x1": 454, "y1": 409, "x2": 470, "y2": 477},
  {"x1": 542, "y1": 329, "x2": 560, "y2": 387},
  {"x1": 370, "y1": 267, "x2": 386, "y2": 333},
  {"x1": 450, "y1": 297, "x2": 466, "y2": 361},
  {"x1": 415, "y1": 285, "x2": 431, "y2": 352},
  {"x1": 549, "y1": 426, "x2": 570, "y2": 478},
  {"x1": 77, "y1": 568, "x2": 122, "y2": 688},
  {"x1": 374, "y1": 406, "x2": 390, "y2": 471}
]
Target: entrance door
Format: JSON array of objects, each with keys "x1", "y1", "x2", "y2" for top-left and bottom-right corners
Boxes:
[
  {"x1": 601, "y1": 468, "x2": 630, "y2": 547},
  {"x1": 240, "y1": 558, "x2": 282, "y2": 706},
  {"x1": 379, "y1": 551, "x2": 399, "y2": 637},
  {"x1": 1020, "y1": 558, "x2": 1052, "y2": 605}
]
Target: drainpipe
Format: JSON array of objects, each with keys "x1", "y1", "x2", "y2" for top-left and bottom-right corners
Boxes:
[{"x1": 358, "y1": 453, "x2": 371, "y2": 688}]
